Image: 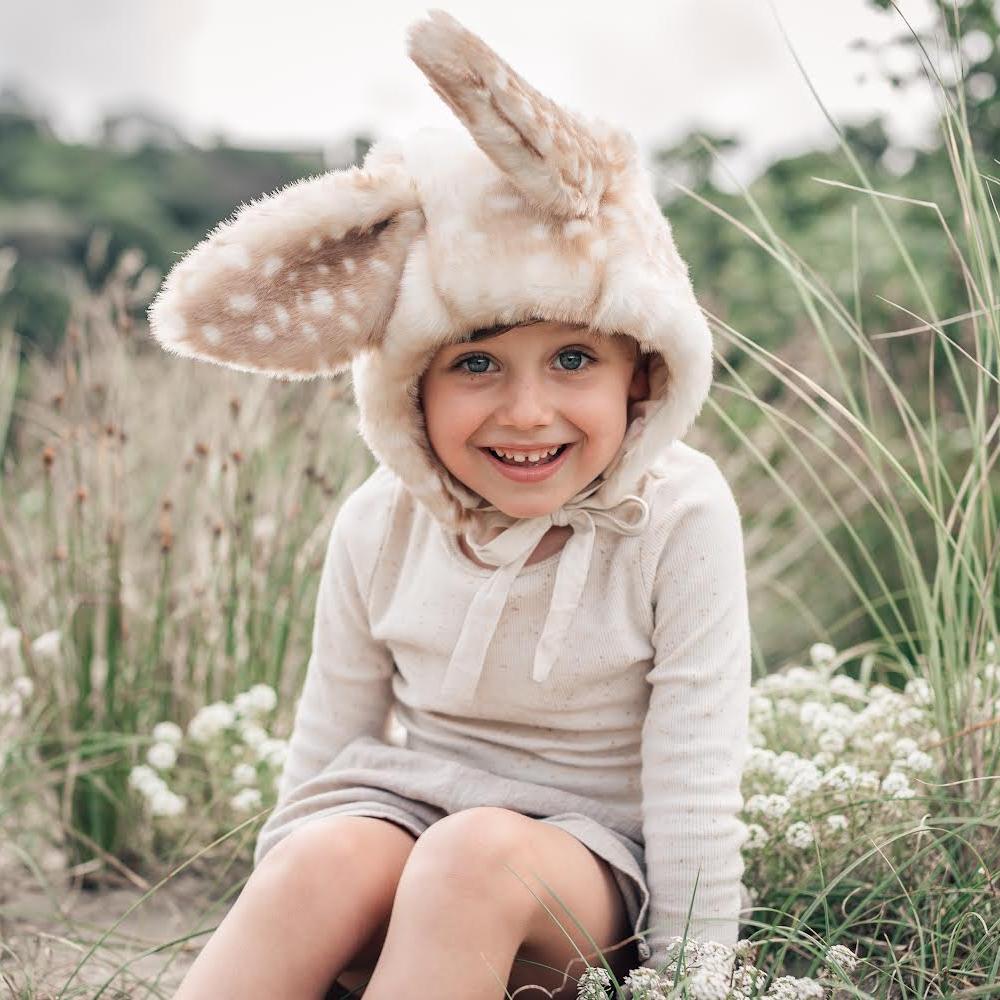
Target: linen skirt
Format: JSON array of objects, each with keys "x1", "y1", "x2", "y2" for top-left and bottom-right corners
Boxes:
[{"x1": 255, "y1": 733, "x2": 656, "y2": 963}]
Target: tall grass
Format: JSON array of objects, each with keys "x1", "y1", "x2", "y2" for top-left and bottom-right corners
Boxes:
[{"x1": 0, "y1": 238, "x2": 373, "y2": 870}]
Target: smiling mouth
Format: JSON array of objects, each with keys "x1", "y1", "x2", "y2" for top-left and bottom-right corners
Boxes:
[{"x1": 481, "y1": 444, "x2": 570, "y2": 467}]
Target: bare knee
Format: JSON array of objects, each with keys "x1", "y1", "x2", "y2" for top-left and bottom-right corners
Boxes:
[
  {"x1": 399, "y1": 807, "x2": 541, "y2": 920},
  {"x1": 252, "y1": 816, "x2": 416, "y2": 916}
]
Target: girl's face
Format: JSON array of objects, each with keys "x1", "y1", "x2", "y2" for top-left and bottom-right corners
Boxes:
[{"x1": 419, "y1": 321, "x2": 649, "y2": 519}]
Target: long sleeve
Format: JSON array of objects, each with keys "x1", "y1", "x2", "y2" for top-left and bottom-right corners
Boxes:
[
  {"x1": 639, "y1": 470, "x2": 751, "y2": 968},
  {"x1": 255, "y1": 472, "x2": 397, "y2": 863}
]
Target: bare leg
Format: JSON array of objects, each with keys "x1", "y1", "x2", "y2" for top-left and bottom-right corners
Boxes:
[
  {"x1": 172, "y1": 816, "x2": 416, "y2": 1000},
  {"x1": 360, "y1": 807, "x2": 635, "y2": 1000},
  {"x1": 361, "y1": 840, "x2": 535, "y2": 1000}
]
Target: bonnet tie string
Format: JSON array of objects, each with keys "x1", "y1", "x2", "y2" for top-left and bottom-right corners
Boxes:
[{"x1": 439, "y1": 493, "x2": 651, "y2": 708}]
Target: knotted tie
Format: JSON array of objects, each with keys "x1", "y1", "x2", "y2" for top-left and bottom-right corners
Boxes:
[{"x1": 439, "y1": 489, "x2": 651, "y2": 708}]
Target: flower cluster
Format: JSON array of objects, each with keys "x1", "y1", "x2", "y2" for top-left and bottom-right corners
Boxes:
[
  {"x1": 128, "y1": 683, "x2": 287, "y2": 830},
  {"x1": 577, "y1": 937, "x2": 858, "y2": 1000},
  {"x1": 576, "y1": 937, "x2": 860, "y2": 999},
  {"x1": 738, "y1": 643, "x2": 953, "y2": 884},
  {"x1": 0, "y1": 619, "x2": 59, "y2": 769}
]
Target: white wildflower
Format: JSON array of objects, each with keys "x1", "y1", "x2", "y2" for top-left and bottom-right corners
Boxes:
[
  {"x1": 812, "y1": 751, "x2": 835, "y2": 768},
  {"x1": 187, "y1": 701, "x2": 236, "y2": 742},
  {"x1": 822, "y1": 764, "x2": 860, "y2": 792},
  {"x1": 152, "y1": 721, "x2": 183, "y2": 746},
  {"x1": 826, "y1": 814, "x2": 849, "y2": 832},
  {"x1": 744, "y1": 823, "x2": 770, "y2": 849},
  {"x1": 785, "y1": 821, "x2": 814, "y2": 849},
  {"x1": 731, "y1": 966, "x2": 769, "y2": 995},
  {"x1": 786, "y1": 666, "x2": 820, "y2": 689},
  {"x1": 818, "y1": 729, "x2": 846, "y2": 754},
  {"x1": 128, "y1": 764, "x2": 166, "y2": 797},
  {"x1": 881, "y1": 771, "x2": 911, "y2": 796},
  {"x1": 905, "y1": 750, "x2": 934, "y2": 772},
  {"x1": 744, "y1": 746, "x2": 777, "y2": 774},
  {"x1": 750, "y1": 693, "x2": 774, "y2": 719},
  {"x1": 810, "y1": 642, "x2": 836, "y2": 668},
  {"x1": 30, "y1": 630, "x2": 61, "y2": 662},
  {"x1": 798, "y1": 700, "x2": 827, "y2": 727},
  {"x1": 234, "y1": 683, "x2": 278, "y2": 717},
  {"x1": 622, "y1": 966, "x2": 668, "y2": 999},
  {"x1": 766, "y1": 975, "x2": 826, "y2": 1000},
  {"x1": 823, "y1": 942, "x2": 859, "y2": 972},
  {"x1": 892, "y1": 737, "x2": 918, "y2": 756},
  {"x1": 146, "y1": 741, "x2": 178, "y2": 770},
  {"x1": 685, "y1": 966, "x2": 731, "y2": 1000},
  {"x1": 232, "y1": 762, "x2": 258, "y2": 786},
  {"x1": 12, "y1": 676, "x2": 33, "y2": 700},
  {"x1": 149, "y1": 788, "x2": 187, "y2": 817},
  {"x1": 829, "y1": 674, "x2": 865, "y2": 700},
  {"x1": 858, "y1": 770, "x2": 881, "y2": 792},
  {"x1": 776, "y1": 697, "x2": 798, "y2": 716},
  {"x1": 762, "y1": 794, "x2": 791, "y2": 819},
  {"x1": 238, "y1": 721, "x2": 268, "y2": 748},
  {"x1": 987, "y1": 639, "x2": 996, "y2": 658},
  {"x1": 748, "y1": 727, "x2": 767, "y2": 747},
  {"x1": 0, "y1": 692, "x2": 23, "y2": 718},
  {"x1": 256, "y1": 737, "x2": 288, "y2": 768},
  {"x1": 230, "y1": 787, "x2": 263, "y2": 813},
  {"x1": 576, "y1": 965, "x2": 614, "y2": 1000},
  {"x1": 785, "y1": 762, "x2": 823, "y2": 801}
]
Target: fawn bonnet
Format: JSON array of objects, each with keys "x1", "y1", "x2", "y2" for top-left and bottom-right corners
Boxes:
[{"x1": 147, "y1": 8, "x2": 715, "y2": 707}]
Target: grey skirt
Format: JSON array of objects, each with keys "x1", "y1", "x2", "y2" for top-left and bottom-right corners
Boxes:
[{"x1": 256, "y1": 734, "x2": 655, "y2": 963}]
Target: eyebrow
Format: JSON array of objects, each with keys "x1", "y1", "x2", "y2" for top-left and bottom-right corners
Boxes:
[
  {"x1": 463, "y1": 319, "x2": 593, "y2": 344},
  {"x1": 464, "y1": 320, "x2": 542, "y2": 343}
]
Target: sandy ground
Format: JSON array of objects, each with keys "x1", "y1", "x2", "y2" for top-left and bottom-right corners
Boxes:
[{"x1": 0, "y1": 862, "x2": 220, "y2": 999}]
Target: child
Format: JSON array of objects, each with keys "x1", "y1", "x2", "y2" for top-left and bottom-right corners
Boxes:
[{"x1": 148, "y1": 10, "x2": 752, "y2": 999}]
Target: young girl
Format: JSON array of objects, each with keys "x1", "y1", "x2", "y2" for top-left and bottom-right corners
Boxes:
[{"x1": 149, "y1": 10, "x2": 752, "y2": 999}]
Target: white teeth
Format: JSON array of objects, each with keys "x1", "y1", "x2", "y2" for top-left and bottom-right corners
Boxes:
[{"x1": 490, "y1": 445, "x2": 561, "y2": 463}]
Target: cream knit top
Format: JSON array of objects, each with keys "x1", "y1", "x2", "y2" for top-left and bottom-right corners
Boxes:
[{"x1": 266, "y1": 439, "x2": 752, "y2": 967}]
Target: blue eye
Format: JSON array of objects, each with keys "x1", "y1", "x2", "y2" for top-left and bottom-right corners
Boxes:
[
  {"x1": 555, "y1": 350, "x2": 589, "y2": 371},
  {"x1": 453, "y1": 349, "x2": 595, "y2": 376}
]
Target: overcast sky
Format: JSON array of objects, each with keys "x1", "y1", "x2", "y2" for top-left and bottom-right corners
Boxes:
[{"x1": 0, "y1": 0, "x2": 948, "y2": 187}]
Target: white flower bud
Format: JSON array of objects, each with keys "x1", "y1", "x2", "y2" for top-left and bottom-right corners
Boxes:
[
  {"x1": 152, "y1": 721, "x2": 184, "y2": 746},
  {"x1": 146, "y1": 741, "x2": 178, "y2": 770},
  {"x1": 30, "y1": 630, "x2": 62, "y2": 662}
]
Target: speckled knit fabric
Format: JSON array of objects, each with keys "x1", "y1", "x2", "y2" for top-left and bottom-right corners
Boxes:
[{"x1": 257, "y1": 440, "x2": 752, "y2": 969}]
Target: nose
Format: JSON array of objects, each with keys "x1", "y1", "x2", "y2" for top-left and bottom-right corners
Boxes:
[{"x1": 494, "y1": 371, "x2": 554, "y2": 429}]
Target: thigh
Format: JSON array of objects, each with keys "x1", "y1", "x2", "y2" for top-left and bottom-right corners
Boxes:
[
  {"x1": 331, "y1": 816, "x2": 420, "y2": 991},
  {"x1": 262, "y1": 815, "x2": 418, "y2": 995}
]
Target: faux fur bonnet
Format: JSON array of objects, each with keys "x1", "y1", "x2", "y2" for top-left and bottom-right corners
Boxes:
[{"x1": 147, "y1": 8, "x2": 714, "y2": 708}]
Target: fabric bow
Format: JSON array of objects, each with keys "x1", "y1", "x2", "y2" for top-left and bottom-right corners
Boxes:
[{"x1": 439, "y1": 485, "x2": 651, "y2": 708}]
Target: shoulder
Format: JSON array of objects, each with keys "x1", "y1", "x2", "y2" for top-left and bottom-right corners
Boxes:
[
  {"x1": 638, "y1": 442, "x2": 745, "y2": 584},
  {"x1": 328, "y1": 463, "x2": 403, "y2": 567},
  {"x1": 643, "y1": 441, "x2": 743, "y2": 525}
]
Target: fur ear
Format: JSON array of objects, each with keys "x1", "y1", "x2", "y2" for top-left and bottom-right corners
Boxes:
[
  {"x1": 147, "y1": 148, "x2": 422, "y2": 379},
  {"x1": 407, "y1": 9, "x2": 614, "y2": 219}
]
